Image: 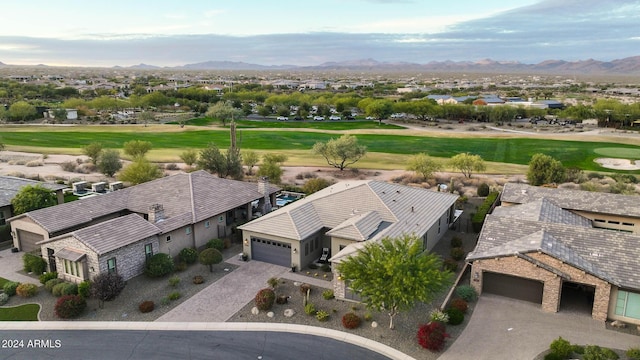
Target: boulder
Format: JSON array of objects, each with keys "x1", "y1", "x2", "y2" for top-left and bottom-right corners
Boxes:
[
  {"x1": 611, "y1": 320, "x2": 626, "y2": 328},
  {"x1": 267, "y1": 312, "x2": 274, "y2": 318},
  {"x1": 251, "y1": 307, "x2": 259, "y2": 315},
  {"x1": 371, "y1": 321, "x2": 378, "y2": 328},
  {"x1": 284, "y1": 309, "x2": 296, "y2": 318}
]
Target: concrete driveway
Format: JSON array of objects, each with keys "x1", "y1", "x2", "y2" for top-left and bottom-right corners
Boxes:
[{"x1": 439, "y1": 294, "x2": 639, "y2": 360}]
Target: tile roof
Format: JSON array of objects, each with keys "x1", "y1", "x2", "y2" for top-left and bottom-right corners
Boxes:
[
  {"x1": 501, "y1": 183, "x2": 640, "y2": 217},
  {"x1": 0, "y1": 176, "x2": 67, "y2": 207},
  {"x1": 12, "y1": 171, "x2": 279, "y2": 234},
  {"x1": 492, "y1": 198, "x2": 592, "y2": 227},
  {"x1": 325, "y1": 211, "x2": 391, "y2": 241}
]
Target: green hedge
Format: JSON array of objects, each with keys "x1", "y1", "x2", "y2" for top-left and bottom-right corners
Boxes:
[{"x1": 472, "y1": 191, "x2": 500, "y2": 232}]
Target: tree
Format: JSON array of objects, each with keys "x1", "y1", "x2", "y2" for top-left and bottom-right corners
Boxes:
[
  {"x1": 197, "y1": 143, "x2": 227, "y2": 176},
  {"x1": 302, "y1": 178, "x2": 331, "y2": 194},
  {"x1": 137, "y1": 111, "x2": 155, "y2": 126},
  {"x1": 123, "y1": 140, "x2": 152, "y2": 159},
  {"x1": 226, "y1": 147, "x2": 244, "y2": 180},
  {"x1": 336, "y1": 234, "x2": 453, "y2": 329},
  {"x1": 118, "y1": 157, "x2": 163, "y2": 185},
  {"x1": 82, "y1": 142, "x2": 103, "y2": 164},
  {"x1": 91, "y1": 272, "x2": 125, "y2": 309},
  {"x1": 256, "y1": 153, "x2": 288, "y2": 184},
  {"x1": 179, "y1": 149, "x2": 198, "y2": 167},
  {"x1": 406, "y1": 153, "x2": 442, "y2": 180},
  {"x1": 313, "y1": 134, "x2": 367, "y2": 171},
  {"x1": 11, "y1": 185, "x2": 57, "y2": 215},
  {"x1": 51, "y1": 108, "x2": 67, "y2": 122},
  {"x1": 205, "y1": 101, "x2": 243, "y2": 126},
  {"x1": 8, "y1": 101, "x2": 37, "y2": 121},
  {"x1": 449, "y1": 153, "x2": 486, "y2": 178},
  {"x1": 364, "y1": 99, "x2": 393, "y2": 124},
  {"x1": 97, "y1": 149, "x2": 122, "y2": 177},
  {"x1": 242, "y1": 150, "x2": 260, "y2": 175},
  {"x1": 199, "y1": 248, "x2": 223, "y2": 272},
  {"x1": 527, "y1": 153, "x2": 566, "y2": 186}
]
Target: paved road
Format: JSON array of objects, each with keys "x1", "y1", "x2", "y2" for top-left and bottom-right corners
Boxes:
[{"x1": 0, "y1": 329, "x2": 392, "y2": 360}]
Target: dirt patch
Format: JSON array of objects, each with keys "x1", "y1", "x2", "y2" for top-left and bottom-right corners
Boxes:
[{"x1": 595, "y1": 158, "x2": 640, "y2": 170}]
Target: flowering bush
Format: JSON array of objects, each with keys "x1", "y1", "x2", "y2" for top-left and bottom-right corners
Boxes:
[
  {"x1": 429, "y1": 308, "x2": 449, "y2": 324},
  {"x1": 254, "y1": 288, "x2": 275, "y2": 311},
  {"x1": 55, "y1": 295, "x2": 87, "y2": 319},
  {"x1": 417, "y1": 322, "x2": 450, "y2": 352},
  {"x1": 341, "y1": 312, "x2": 361, "y2": 329},
  {"x1": 16, "y1": 283, "x2": 38, "y2": 298}
]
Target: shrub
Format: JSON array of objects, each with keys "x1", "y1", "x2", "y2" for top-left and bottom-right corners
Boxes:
[
  {"x1": 78, "y1": 280, "x2": 91, "y2": 299},
  {"x1": 22, "y1": 253, "x2": 47, "y2": 275},
  {"x1": 322, "y1": 289, "x2": 335, "y2": 300},
  {"x1": 199, "y1": 248, "x2": 223, "y2": 272},
  {"x1": 60, "y1": 161, "x2": 78, "y2": 172},
  {"x1": 267, "y1": 277, "x2": 279, "y2": 289},
  {"x1": 445, "y1": 307, "x2": 464, "y2": 325},
  {"x1": 254, "y1": 288, "x2": 276, "y2": 311},
  {"x1": 450, "y1": 236, "x2": 462, "y2": 248},
  {"x1": 363, "y1": 312, "x2": 373, "y2": 321},
  {"x1": 450, "y1": 247, "x2": 465, "y2": 261},
  {"x1": 179, "y1": 247, "x2": 198, "y2": 264},
  {"x1": 429, "y1": 308, "x2": 449, "y2": 323},
  {"x1": 450, "y1": 298, "x2": 468, "y2": 314},
  {"x1": 192, "y1": 275, "x2": 204, "y2": 284},
  {"x1": 276, "y1": 295, "x2": 288, "y2": 304},
  {"x1": 342, "y1": 312, "x2": 361, "y2": 329},
  {"x1": 160, "y1": 297, "x2": 170, "y2": 306},
  {"x1": 299, "y1": 283, "x2": 311, "y2": 296},
  {"x1": 549, "y1": 337, "x2": 573, "y2": 359},
  {"x1": 477, "y1": 183, "x2": 490, "y2": 197},
  {"x1": 0, "y1": 293, "x2": 9, "y2": 305},
  {"x1": 61, "y1": 282, "x2": 78, "y2": 296},
  {"x1": 316, "y1": 310, "x2": 329, "y2": 322},
  {"x1": 168, "y1": 275, "x2": 180, "y2": 287},
  {"x1": 417, "y1": 322, "x2": 450, "y2": 352},
  {"x1": 471, "y1": 191, "x2": 499, "y2": 232},
  {"x1": 52, "y1": 282, "x2": 67, "y2": 297},
  {"x1": 456, "y1": 285, "x2": 478, "y2": 302},
  {"x1": 583, "y1": 345, "x2": 619, "y2": 360},
  {"x1": 304, "y1": 303, "x2": 316, "y2": 315},
  {"x1": 3, "y1": 281, "x2": 20, "y2": 296},
  {"x1": 16, "y1": 283, "x2": 38, "y2": 298},
  {"x1": 165, "y1": 163, "x2": 179, "y2": 170},
  {"x1": 39, "y1": 272, "x2": 58, "y2": 285},
  {"x1": 145, "y1": 253, "x2": 175, "y2": 277},
  {"x1": 206, "y1": 238, "x2": 224, "y2": 252},
  {"x1": 627, "y1": 348, "x2": 640, "y2": 360},
  {"x1": 320, "y1": 264, "x2": 331, "y2": 272},
  {"x1": 544, "y1": 352, "x2": 565, "y2": 360},
  {"x1": 139, "y1": 300, "x2": 155, "y2": 313},
  {"x1": 91, "y1": 272, "x2": 126, "y2": 305},
  {"x1": 175, "y1": 261, "x2": 188, "y2": 272},
  {"x1": 168, "y1": 291, "x2": 181, "y2": 301},
  {"x1": 443, "y1": 258, "x2": 458, "y2": 272},
  {"x1": 55, "y1": 295, "x2": 86, "y2": 319}
]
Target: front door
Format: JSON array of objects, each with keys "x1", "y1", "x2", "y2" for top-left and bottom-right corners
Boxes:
[{"x1": 47, "y1": 248, "x2": 57, "y2": 273}]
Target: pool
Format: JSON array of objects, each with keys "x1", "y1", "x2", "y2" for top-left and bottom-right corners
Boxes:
[{"x1": 276, "y1": 194, "x2": 301, "y2": 207}]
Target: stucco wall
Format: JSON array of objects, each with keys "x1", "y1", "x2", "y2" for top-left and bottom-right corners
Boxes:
[
  {"x1": 193, "y1": 216, "x2": 223, "y2": 249},
  {"x1": 159, "y1": 226, "x2": 194, "y2": 258},
  {"x1": 573, "y1": 210, "x2": 639, "y2": 234},
  {"x1": 241, "y1": 230, "x2": 298, "y2": 268},
  {"x1": 11, "y1": 217, "x2": 50, "y2": 250}
]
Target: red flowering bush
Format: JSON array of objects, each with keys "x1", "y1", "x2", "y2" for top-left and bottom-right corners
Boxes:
[
  {"x1": 341, "y1": 312, "x2": 361, "y2": 329},
  {"x1": 254, "y1": 288, "x2": 275, "y2": 311},
  {"x1": 450, "y1": 298, "x2": 468, "y2": 314},
  {"x1": 55, "y1": 295, "x2": 87, "y2": 319},
  {"x1": 417, "y1": 322, "x2": 450, "y2": 352},
  {"x1": 139, "y1": 301, "x2": 155, "y2": 313}
]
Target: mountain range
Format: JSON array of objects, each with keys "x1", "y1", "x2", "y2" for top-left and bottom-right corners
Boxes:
[{"x1": 3, "y1": 57, "x2": 640, "y2": 74}]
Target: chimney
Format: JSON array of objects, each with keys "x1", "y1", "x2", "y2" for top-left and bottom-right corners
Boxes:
[
  {"x1": 258, "y1": 176, "x2": 268, "y2": 196},
  {"x1": 258, "y1": 177, "x2": 272, "y2": 214},
  {"x1": 148, "y1": 204, "x2": 165, "y2": 223}
]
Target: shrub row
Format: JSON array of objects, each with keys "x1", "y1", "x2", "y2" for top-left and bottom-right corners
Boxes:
[
  {"x1": 545, "y1": 337, "x2": 620, "y2": 360},
  {"x1": 471, "y1": 191, "x2": 500, "y2": 232},
  {"x1": 22, "y1": 253, "x2": 46, "y2": 275}
]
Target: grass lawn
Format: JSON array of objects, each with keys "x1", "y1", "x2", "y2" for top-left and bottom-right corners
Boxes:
[
  {"x1": 2, "y1": 126, "x2": 640, "y2": 172},
  {"x1": 0, "y1": 276, "x2": 9, "y2": 288},
  {"x1": 0, "y1": 304, "x2": 40, "y2": 321},
  {"x1": 166, "y1": 118, "x2": 406, "y2": 130}
]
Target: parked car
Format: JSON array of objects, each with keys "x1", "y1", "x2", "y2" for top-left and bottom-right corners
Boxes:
[
  {"x1": 346, "y1": 115, "x2": 355, "y2": 120},
  {"x1": 313, "y1": 116, "x2": 325, "y2": 121},
  {"x1": 276, "y1": 116, "x2": 288, "y2": 121},
  {"x1": 329, "y1": 115, "x2": 341, "y2": 121},
  {"x1": 293, "y1": 116, "x2": 303, "y2": 121},
  {"x1": 365, "y1": 116, "x2": 375, "y2": 120}
]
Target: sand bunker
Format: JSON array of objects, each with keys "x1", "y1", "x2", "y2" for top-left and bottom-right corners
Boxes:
[{"x1": 595, "y1": 158, "x2": 640, "y2": 170}]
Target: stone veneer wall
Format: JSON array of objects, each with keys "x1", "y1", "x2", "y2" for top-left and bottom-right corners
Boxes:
[
  {"x1": 471, "y1": 253, "x2": 611, "y2": 322},
  {"x1": 98, "y1": 236, "x2": 160, "y2": 281}
]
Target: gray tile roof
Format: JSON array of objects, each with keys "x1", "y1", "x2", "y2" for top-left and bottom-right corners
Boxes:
[
  {"x1": 325, "y1": 211, "x2": 390, "y2": 241},
  {"x1": 12, "y1": 171, "x2": 279, "y2": 234},
  {"x1": 501, "y1": 183, "x2": 640, "y2": 217},
  {"x1": 0, "y1": 176, "x2": 67, "y2": 207},
  {"x1": 468, "y1": 214, "x2": 640, "y2": 291},
  {"x1": 492, "y1": 198, "x2": 592, "y2": 227},
  {"x1": 239, "y1": 180, "x2": 458, "y2": 243}
]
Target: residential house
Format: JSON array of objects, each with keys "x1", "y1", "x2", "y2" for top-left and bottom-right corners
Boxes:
[
  {"x1": 238, "y1": 180, "x2": 459, "y2": 300},
  {"x1": 467, "y1": 183, "x2": 640, "y2": 325},
  {"x1": 0, "y1": 176, "x2": 66, "y2": 230},
  {"x1": 8, "y1": 171, "x2": 279, "y2": 282}
]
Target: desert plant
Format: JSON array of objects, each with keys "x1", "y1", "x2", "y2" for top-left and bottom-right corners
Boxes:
[
  {"x1": 304, "y1": 303, "x2": 316, "y2": 315},
  {"x1": 417, "y1": 321, "x2": 450, "y2": 352},
  {"x1": 254, "y1": 288, "x2": 276, "y2": 311},
  {"x1": 549, "y1": 337, "x2": 573, "y2": 359},
  {"x1": 179, "y1": 247, "x2": 198, "y2": 264},
  {"x1": 322, "y1": 289, "x2": 335, "y2": 300},
  {"x1": 168, "y1": 275, "x2": 180, "y2": 287},
  {"x1": 160, "y1": 297, "x2": 170, "y2": 306},
  {"x1": 39, "y1": 271, "x2": 58, "y2": 284},
  {"x1": 450, "y1": 236, "x2": 462, "y2": 248},
  {"x1": 168, "y1": 291, "x2": 181, "y2": 301},
  {"x1": 0, "y1": 293, "x2": 9, "y2": 305},
  {"x1": 477, "y1": 183, "x2": 490, "y2": 197},
  {"x1": 145, "y1": 253, "x2": 175, "y2": 277},
  {"x1": 192, "y1": 275, "x2": 204, "y2": 284},
  {"x1": 363, "y1": 312, "x2": 373, "y2": 321},
  {"x1": 583, "y1": 345, "x2": 619, "y2": 360},
  {"x1": 91, "y1": 272, "x2": 126, "y2": 308},
  {"x1": 445, "y1": 307, "x2": 464, "y2": 325},
  {"x1": 206, "y1": 238, "x2": 224, "y2": 252},
  {"x1": 139, "y1": 300, "x2": 155, "y2": 313},
  {"x1": 22, "y1": 253, "x2": 46, "y2": 275},
  {"x1": 16, "y1": 283, "x2": 38, "y2": 298},
  {"x1": 55, "y1": 294, "x2": 87, "y2": 319},
  {"x1": 316, "y1": 310, "x2": 329, "y2": 322},
  {"x1": 627, "y1": 348, "x2": 640, "y2": 360},
  {"x1": 3, "y1": 281, "x2": 20, "y2": 296},
  {"x1": 450, "y1": 298, "x2": 468, "y2": 314},
  {"x1": 450, "y1": 247, "x2": 465, "y2": 261},
  {"x1": 456, "y1": 285, "x2": 478, "y2": 302},
  {"x1": 267, "y1": 277, "x2": 279, "y2": 289},
  {"x1": 429, "y1": 308, "x2": 449, "y2": 324},
  {"x1": 342, "y1": 312, "x2": 361, "y2": 329},
  {"x1": 78, "y1": 280, "x2": 91, "y2": 299}
]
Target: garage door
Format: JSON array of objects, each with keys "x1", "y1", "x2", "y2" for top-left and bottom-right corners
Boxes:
[
  {"x1": 251, "y1": 237, "x2": 291, "y2": 267},
  {"x1": 17, "y1": 229, "x2": 44, "y2": 253},
  {"x1": 483, "y1": 272, "x2": 544, "y2": 304}
]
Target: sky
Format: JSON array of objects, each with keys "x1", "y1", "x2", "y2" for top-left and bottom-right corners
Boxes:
[{"x1": 0, "y1": 0, "x2": 638, "y2": 67}]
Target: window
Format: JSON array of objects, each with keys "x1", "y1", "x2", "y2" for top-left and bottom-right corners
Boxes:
[
  {"x1": 144, "y1": 244, "x2": 153, "y2": 259},
  {"x1": 608, "y1": 220, "x2": 620, "y2": 225},
  {"x1": 0, "y1": 211, "x2": 5, "y2": 226},
  {"x1": 205, "y1": 221, "x2": 210, "y2": 228},
  {"x1": 186, "y1": 227, "x2": 192, "y2": 235},
  {"x1": 107, "y1": 258, "x2": 117, "y2": 274},
  {"x1": 438, "y1": 218, "x2": 441, "y2": 234},
  {"x1": 422, "y1": 233, "x2": 428, "y2": 251},
  {"x1": 594, "y1": 219, "x2": 606, "y2": 223},
  {"x1": 166, "y1": 235, "x2": 171, "y2": 243},
  {"x1": 63, "y1": 259, "x2": 82, "y2": 278},
  {"x1": 615, "y1": 290, "x2": 640, "y2": 320}
]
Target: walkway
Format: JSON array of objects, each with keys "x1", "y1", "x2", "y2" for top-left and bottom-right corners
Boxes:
[{"x1": 0, "y1": 248, "x2": 42, "y2": 284}]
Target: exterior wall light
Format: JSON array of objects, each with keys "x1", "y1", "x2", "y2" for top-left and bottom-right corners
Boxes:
[
  {"x1": 243, "y1": 239, "x2": 248, "y2": 246},
  {"x1": 293, "y1": 248, "x2": 297, "y2": 254}
]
